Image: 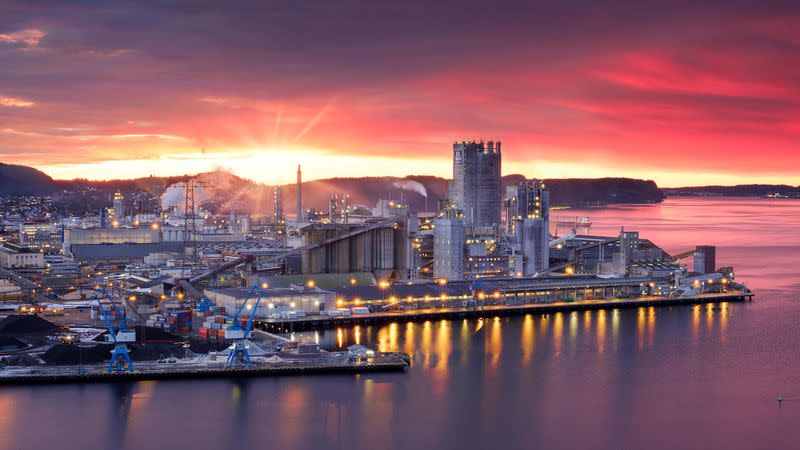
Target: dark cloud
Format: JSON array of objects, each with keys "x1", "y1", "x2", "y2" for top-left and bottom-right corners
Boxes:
[{"x1": 1, "y1": 0, "x2": 799, "y2": 182}]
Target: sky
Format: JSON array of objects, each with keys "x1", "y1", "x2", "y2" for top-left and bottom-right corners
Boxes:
[{"x1": 1, "y1": 0, "x2": 799, "y2": 187}]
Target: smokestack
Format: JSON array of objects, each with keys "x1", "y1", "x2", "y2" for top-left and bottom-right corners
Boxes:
[{"x1": 296, "y1": 165, "x2": 302, "y2": 221}]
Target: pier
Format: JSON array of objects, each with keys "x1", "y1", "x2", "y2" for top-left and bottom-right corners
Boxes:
[
  {"x1": 0, "y1": 352, "x2": 410, "y2": 385},
  {"x1": 258, "y1": 290, "x2": 753, "y2": 332}
]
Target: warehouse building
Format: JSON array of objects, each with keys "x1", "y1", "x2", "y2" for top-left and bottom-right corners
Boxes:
[{"x1": 204, "y1": 286, "x2": 336, "y2": 317}]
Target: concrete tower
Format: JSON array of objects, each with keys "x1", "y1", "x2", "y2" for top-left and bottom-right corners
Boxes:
[
  {"x1": 449, "y1": 140, "x2": 502, "y2": 228},
  {"x1": 433, "y1": 208, "x2": 466, "y2": 280},
  {"x1": 506, "y1": 180, "x2": 550, "y2": 276},
  {"x1": 296, "y1": 165, "x2": 303, "y2": 221},
  {"x1": 694, "y1": 245, "x2": 716, "y2": 274}
]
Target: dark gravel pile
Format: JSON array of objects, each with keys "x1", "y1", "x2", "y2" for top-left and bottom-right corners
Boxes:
[
  {"x1": 41, "y1": 344, "x2": 113, "y2": 365},
  {"x1": 0, "y1": 336, "x2": 28, "y2": 351},
  {"x1": 92, "y1": 326, "x2": 184, "y2": 343},
  {"x1": 43, "y1": 342, "x2": 195, "y2": 365},
  {"x1": 0, "y1": 315, "x2": 59, "y2": 336}
]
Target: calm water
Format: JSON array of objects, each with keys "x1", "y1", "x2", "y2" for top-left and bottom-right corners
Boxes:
[{"x1": 2, "y1": 198, "x2": 800, "y2": 450}]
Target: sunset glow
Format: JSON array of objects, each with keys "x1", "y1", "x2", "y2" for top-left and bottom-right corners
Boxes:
[{"x1": 2, "y1": 1, "x2": 799, "y2": 186}]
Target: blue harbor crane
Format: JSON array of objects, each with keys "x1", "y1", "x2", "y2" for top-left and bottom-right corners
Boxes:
[
  {"x1": 93, "y1": 288, "x2": 136, "y2": 373},
  {"x1": 224, "y1": 285, "x2": 264, "y2": 368}
]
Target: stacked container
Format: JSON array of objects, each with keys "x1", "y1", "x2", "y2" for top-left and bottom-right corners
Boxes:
[
  {"x1": 197, "y1": 315, "x2": 230, "y2": 341},
  {"x1": 91, "y1": 301, "x2": 125, "y2": 321}
]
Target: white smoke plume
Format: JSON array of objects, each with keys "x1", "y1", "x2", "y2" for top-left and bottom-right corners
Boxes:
[
  {"x1": 161, "y1": 183, "x2": 214, "y2": 212},
  {"x1": 392, "y1": 180, "x2": 428, "y2": 197}
]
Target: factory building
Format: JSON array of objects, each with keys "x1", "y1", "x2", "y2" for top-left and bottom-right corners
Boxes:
[
  {"x1": 64, "y1": 227, "x2": 160, "y2": 247},
  {"x1": 694, "y1": 245, "x2": 717, "y2": 274},
  {"x1": 552, "y1": 231, "x2": 671, "y2": 277},
  {"x1": 449, "y1": 140, "x2": 502, "y2": 228},
  {"x1": 20, "y1": 221, "x2": 63, "y2": 253},
  {"x1": 619, "y1": 230, "x2": 640, "y2": 275},
  {"x1": 506, "y1": 181, "x2": 550, "y2": 276},
  {"x1": 0, "y1": 244, "x2": 45, "y2": 269},
  {"x1": 301, "y1": 219, "x2": 411, "y2": 280},
  {"x1": 410, "y1": 216, "x2": 434, "y2": 278},
  {"x1": 373, "y1": 199, "x2": 409, "y2": 218},
  {"x1": 113, "y1": 191, "x2": 125, "y2": 221}
]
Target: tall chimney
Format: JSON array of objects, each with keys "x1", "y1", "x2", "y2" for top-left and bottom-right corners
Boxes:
[{"x1": 296, "y1": 165, "x2": 302, "y2": 221}]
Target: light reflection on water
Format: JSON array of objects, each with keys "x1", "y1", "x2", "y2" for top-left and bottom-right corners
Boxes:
[{"x1": 295, "y1": 302, "x2": 742, "y2": 376}]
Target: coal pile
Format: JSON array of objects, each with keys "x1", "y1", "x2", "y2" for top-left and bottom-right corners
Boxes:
[
  {"x1": 0, "y1": 336, "x2": 28, "y2": 352},
  {"x1": 0, "y1": 315, "x2": 59, "y2": 336},
  {"x1": 41, "y1": 344, "x2": 113, "y2": 365},
  {"x1": 1, "y1": 354, "x2": 40, "y2": 366},
  {"x1": 92, "y1": 326, "x2": 184, "y2": 343}
]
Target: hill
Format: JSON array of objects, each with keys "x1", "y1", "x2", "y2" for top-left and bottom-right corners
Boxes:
[
  {"x1": 0, "y1": 164, "x2": 667, "y2": 214},
  {"x1": 280, "y1": 175, "x2": 665, "y2": 213},
  {"x1": 0, "y1": 163, "x2": 57, "y2": 194},
  {"x1": 663, "y1": 185, "x2": 800, "y2": 198}
]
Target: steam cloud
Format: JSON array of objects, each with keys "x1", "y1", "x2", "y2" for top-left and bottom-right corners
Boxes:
[
  {"x1": 392, "y1": 180, "x2": 428, "y2": 197},
  {"x1": 161, "y1": 183, "x2": 214, "y2": 213}
]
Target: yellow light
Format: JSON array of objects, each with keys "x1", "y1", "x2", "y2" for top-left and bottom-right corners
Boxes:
[
  {"x1": 336, "y1": 298, "x2": 344, "y2": 307},
  {"x1": 565, "y1": 266, "x2": 574, "y2": 275},
  {"x1": 261, "y1": 282, "x2": 269, "y2": 289},
  {"x1": 128, "y1": 295, "x2": 136, "y2": 301},
  {"x1": 151, "y1": 223, "x2": 159, "y2": 230},
  {"x1": 307, "y1": 280, "x2": 316, "y2": 288},
  {"x1": 349, "y1": 278, "x2": 357, "y2": 286}
]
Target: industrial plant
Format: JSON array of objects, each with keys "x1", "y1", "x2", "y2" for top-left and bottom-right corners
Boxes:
[{"x1": 0, "y1": 140, "x2": 751, "y2": 382}]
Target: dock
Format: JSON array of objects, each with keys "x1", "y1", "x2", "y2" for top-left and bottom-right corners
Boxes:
[
  {"x1": 258, "y1": 290, "x2": 754, "y2": 332},
  {"x1": 0, "y1": 352, "x2": 410, "y2": 385}
]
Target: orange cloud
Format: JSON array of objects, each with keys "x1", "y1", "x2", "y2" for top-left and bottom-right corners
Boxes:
[
  {"x1": 0, "y1": 95, "x2": 35, "y2": 107},
  {"x1": 0, "y1": 28, "x2": 45, "y2": 48}
]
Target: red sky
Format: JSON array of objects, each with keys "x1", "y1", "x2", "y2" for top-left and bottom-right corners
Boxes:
[{"x1": 1, "y1": 1, "x2": 799, "y2": 187}]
